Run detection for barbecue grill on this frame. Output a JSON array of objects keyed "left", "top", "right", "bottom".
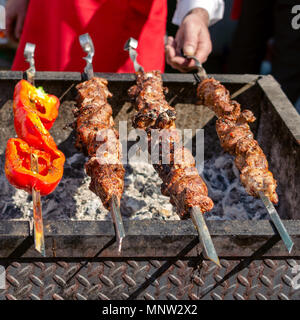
[{"left": 0, "top": 71, "right": 300, "bottom": 300}]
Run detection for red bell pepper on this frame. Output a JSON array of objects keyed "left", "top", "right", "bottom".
[
  {"left": 5, "top": 138, "right": 65, "bottom": 196},
  {"left": 13, "top": 79, "right": 59, "bottom": 130},
  {"left": 13, "top": 80, "right": 61, "bottom": 155},
  {"left": 5, "top": 80, "right": 65, "bottom": 196}
]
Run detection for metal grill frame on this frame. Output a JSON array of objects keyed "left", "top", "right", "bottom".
[{"left": 0, "top": 72, "right": 300, "bottom": 300}]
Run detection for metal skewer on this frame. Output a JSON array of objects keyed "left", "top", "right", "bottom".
[
  {"left": 125, "top": 38, "right": 220, "bottom": 266},
  {"left": 79, "top": 33, "right": 95, "bottom": 81},
  {"left": 79, "top": 33, "right": 125, "bottom": 253},
  {"left": 124, "top": 38, "right": 144, "bottom": 72},
  {"left": 259, "top": 191, "right": 294, "bottom": 253},
  {"left": 24, "top": 43, "right": 46, "bottom": 256},
  {"left": 182, "top": 52, "right": 208, "bottom": 82},
  {"left": 24, "top": 43, "right": 36, "bottom": 85},
  {"left": 30, "top": 153, "right": 46, "bottom": 257},
  {"left": 183, "top": 52, "right": 260, "bottom": 100},
  {"left": 230, "top": 78, "right": 261, "bottom": 100},
  {"left": 187, "top": 53, "right": 294, "bottom": 254},
  {"left": 110, "top": 195, "right": 125, "bottom": 253},
  {"left": 190, "top": 207, "right": 220, "bottom": 266}
]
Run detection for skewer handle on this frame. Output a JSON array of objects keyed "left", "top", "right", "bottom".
[
  {"left": 79, "top": 33, "right": 95, "bottom": 80},
  {"left": 24, "top": 43, "right": 36, "bottom": 85},
  {"left": 181, "top": 51, "right": 208, "bottom": 81},
  {"left": 124, "top": 38, "right": 144, "bottom": 72}
]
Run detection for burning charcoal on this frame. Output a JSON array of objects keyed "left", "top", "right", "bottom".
[
  {"left": 0, "top": 149, "right": 269, "bottom": 221},
  {"left": 210, "top": 190, "right": 223, "bottom": 202},
  {"left": 225, "top": 205, "right": 248, "bottom": 220},
  {"left": 43, "top": 199, "right": 58, "bottom": 216},
  {"left": 121, "top": 196, "right": 147, "bottom": 215},
  {"left": 63, "top": 167, "right": 86, "bottom": 179},
  {"left": 124, "top": 164, "right": 134, "bottom": 175},
  {"left": 216, "top": 174, "right": 228, "bottom": 192},
  {"left": 143, "top": 184, "right": 160, "bottom": 197},
  {"left": 2, "top": 204, "right": 22, "bottom": 219},
  {"left": 134, "top": 176, "right": 146, "bottom": 192},
  {"left": 84, "top": 199, "right": 101, "bottom": 216}
]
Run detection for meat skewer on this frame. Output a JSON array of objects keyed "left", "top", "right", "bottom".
[
  {"left": 197, "top": 78, "right": 278, "bottom": 203},
  {"left": 76, "top": 34, "right": 125, "bottom": 252},
  {"left": 187, "top": 54, "right": 294, "bottom": 253},
  {"left": 125, "top": 38, "right": 220, "bottom": 266}
]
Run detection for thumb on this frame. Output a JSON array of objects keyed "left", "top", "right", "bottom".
[{"left": 182, "top": 22, "right": 198, "bottom": 56}]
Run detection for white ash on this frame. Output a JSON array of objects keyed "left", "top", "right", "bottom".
[
  {"left": 203, "top": 153, "right": 268, "bottom": 220},
  {"left": 0, "top": 151, "right": 268, "bottom": 221}
]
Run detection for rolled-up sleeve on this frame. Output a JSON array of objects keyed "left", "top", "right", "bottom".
[{"left": 172, "top": 0, "right": 225, "bottom": 26}]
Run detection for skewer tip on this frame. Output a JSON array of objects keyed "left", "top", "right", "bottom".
[
  {"left": 110, "top": 195, "right": 126, "bottom": 254},
  {"left": 210, "top": 258, "right": 221, "bottom": 268},
  {"left": 117, "top": 236, "right": 124, "bottom": 254},
  {"left": 288, "top": 243, "right": 294, "bottom": 254},
  {"left": 40, "top": 246, "right": 46, "bottom": 257},
  {"left": 33, "top": 224, "right": 46, "bottom": 257},
  {"left": 190, "top": 207, "right": 220, "bottom": 267},
  {"left": 259, "top": 191, "right": 294, "bottom": 254}
]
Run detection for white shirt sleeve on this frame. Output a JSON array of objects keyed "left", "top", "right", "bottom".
[{"left": 172, "top": 0, "right": 225, "bottom": 26}]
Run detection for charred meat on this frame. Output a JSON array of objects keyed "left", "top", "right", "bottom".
[
  {"left": 129, "top": 71, "right": 214, "bottom": 218},
  {"left": 74, "top": 77, "right": 125, "bottom": 209},
  {"left": 197, "top": 78, "right": 278, "bottom": 204}
]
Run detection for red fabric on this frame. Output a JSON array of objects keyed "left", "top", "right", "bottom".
[
  {"left": 12, "top": 0, "right": 167, "bottom": 72},
  {"left": 231, "top": 0, "right": 243, "bottom": 20}
]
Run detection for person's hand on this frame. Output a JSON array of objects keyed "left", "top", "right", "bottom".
[
  {"left": 165, "top": 8, "right": 212, "bottom": 72},
  {"left": 6, "top": 0, "right": 29, "bottom": 42}
]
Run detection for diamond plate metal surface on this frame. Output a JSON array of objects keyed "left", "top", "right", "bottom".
[{"left": 0, "top": 258, "right": 300, "bottom": 300}]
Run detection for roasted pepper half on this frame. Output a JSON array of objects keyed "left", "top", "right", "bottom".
[
  {"left": 5, "top": 80, "right": 65, "bottom": 196},
  {"left": 13, "top": 79, "right": 59, "bottom": 130},
  {"left": 5, "top": 138, "right": 65, "bottom": 196}
]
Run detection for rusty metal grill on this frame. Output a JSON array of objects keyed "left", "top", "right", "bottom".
[{"left": 0, "top": 72, "right": 300, "bottom": 300}]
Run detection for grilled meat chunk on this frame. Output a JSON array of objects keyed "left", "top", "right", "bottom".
[
  {"left": 128, "top": 71, "right": 176, "bottom": 130},
  {"left": 74, "top": 77, "right": 125, "bottom": 209},
  {"left": 129, "top": 71, "right": 213, "bottom": 218},
  {"left": 197, "top": 78, "right": 278, "bottom": 203}
]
